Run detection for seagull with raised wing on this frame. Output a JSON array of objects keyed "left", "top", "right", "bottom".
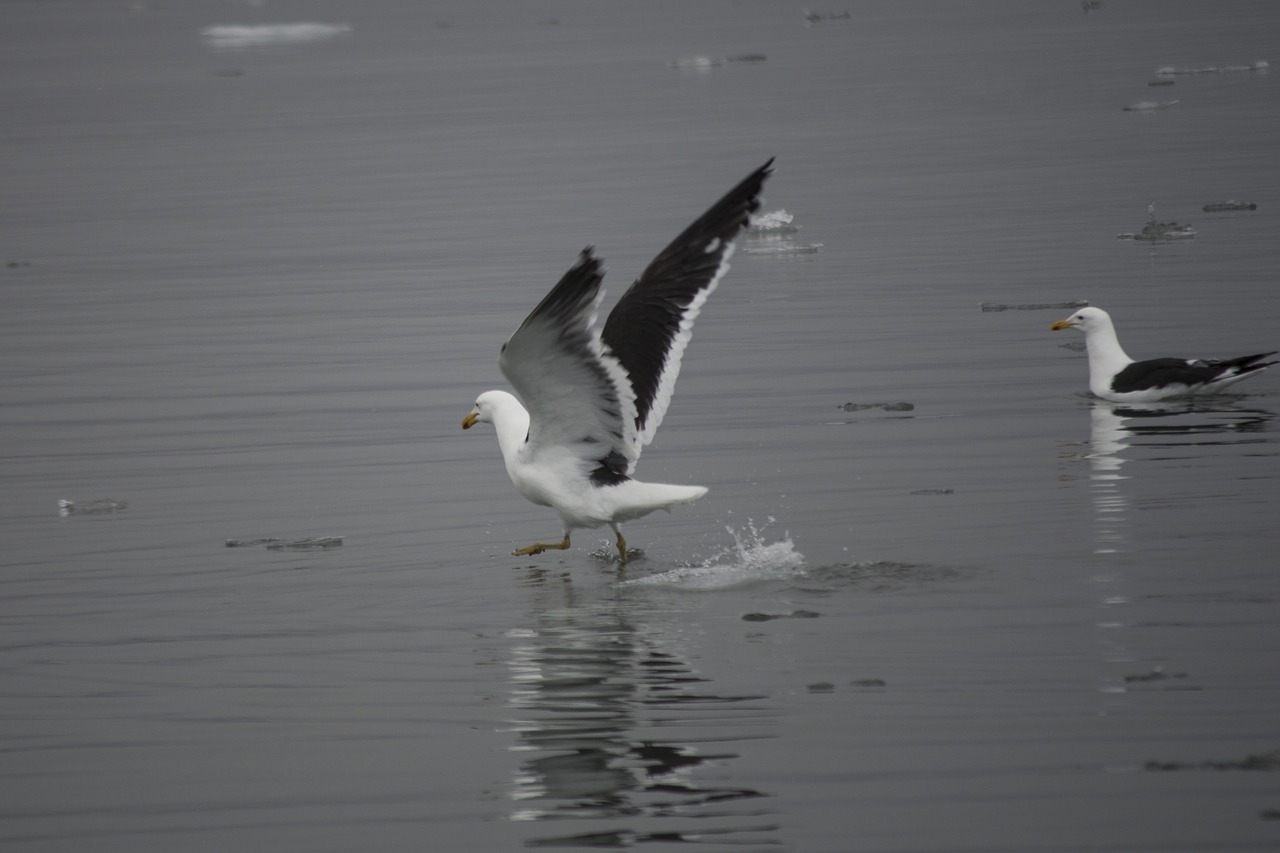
[
  {"left": 462, "top": 160, "right": 773, "bottom": 562},
  {"left": 1051, "top": 306, "right": 1275, "bottom": 402}
]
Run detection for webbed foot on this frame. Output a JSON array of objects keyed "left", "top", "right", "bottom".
[{"left": 513, "top": 535, "right": 570, "bottom": 557}]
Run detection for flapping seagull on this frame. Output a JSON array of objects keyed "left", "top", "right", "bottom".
[
  {"left": 1051, "top": 306, "right": 1275, "bottom": 402},
  {"left": 462, "top": 160, "right": 773, "bottom": 562}
]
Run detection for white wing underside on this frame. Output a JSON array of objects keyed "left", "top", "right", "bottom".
[
  {"left": 496, "top": 160, "right": 773, "bottom": 481},
  {"left": 498, "top": 282, "right": 641, "bottom": 474}
]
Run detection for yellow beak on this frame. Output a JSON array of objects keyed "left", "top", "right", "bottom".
[
  {"left": 1050, "top": 320, "right": 1073, "bottom": 331},
  {"left": 461, "top": 411, "right": 478, "bottom": 430}
]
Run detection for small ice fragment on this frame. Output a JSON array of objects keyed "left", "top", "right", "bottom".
[
  {"left": 265, "top": 536, "right": 344, "bottom": 551},
  {"left": 1202, "top": 200, "right": 1257, "bottom": 212},
  {"left": 979, "top": 300, "right": 1089, "bottom": 312},
  {"left": 1116, "top": 202, "right": 1194, "bottom": 241},
  {"left": 804, "top": 10, "right": 851, "bottom": 23},
  {"left": 226, "top": 536, "right": 344, "bottom": 550},
  {"left": 669, "top": 55, "right": 722, "bottom": 70},
  {"left": 58, "top": 498, "right": 127, "bottom": 516},
  {"left": 748, "top": 209, "right": 799, "bottom": 234},
  {"left": 201, "top": 23, "right": 352, "bottom": 50},
  {"left": 838, "top": 401, "right": 915, "bottom": 412},
  {"left": 743, "top": 242, "right": 822, "bottom": 256}
]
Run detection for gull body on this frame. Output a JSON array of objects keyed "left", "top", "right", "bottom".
[
  {"left": 1050, "top": 306, "right": 1275, "bottom": 402},
  {"left": 463, "top": 160, "right": 772, "bottom": 562}
]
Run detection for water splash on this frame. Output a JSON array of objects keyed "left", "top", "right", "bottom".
[{"left": 620, "top": 520, "right": 805, "bottom": 589}]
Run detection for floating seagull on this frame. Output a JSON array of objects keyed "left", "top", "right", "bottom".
[
  {"left": 462, "top": 160, "right": 773, "bottom": 563},
  {"left": 1050, "top": 306, "right": 1276, "bottom": 402}
]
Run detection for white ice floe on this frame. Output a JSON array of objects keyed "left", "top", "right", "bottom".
[
  {"left": 1122, "top": 99, "right": 1179, "bottom": 112},
  {"left": 201, "top": 23, "right": 352, "bottom": 50},
  {"left": 747, "top": 209, "right": 800, "bottom": 234}
]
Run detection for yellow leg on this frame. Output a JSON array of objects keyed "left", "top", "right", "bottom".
[
  {"left": 513, "top": 535, "right": 570, "bottom": 557},
  {"left": 615, "top": 531, "right": 628, "bottom": 564}
]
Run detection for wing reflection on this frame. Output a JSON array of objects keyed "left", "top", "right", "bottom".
[{"left": 504, "top": 577, "right": 778, "bottom": 848}]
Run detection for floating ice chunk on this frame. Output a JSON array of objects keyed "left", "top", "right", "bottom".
[
  {"left": 226, "top": 536, "right": 344, "bottom": 550},
  {"left": 838, "top": 401, "right": 915, "bottom": 412},
  {"left": 1117, "top": 223, "right": 1195, "bottom": 241},
  {"left": 201, "top": 23, "right": 352, "bottom": 50},
  {"left": 671, "top": 54, "right": 766, "bottom": 70},
  {"left": 669, "top": 55, "right": 722, "bottom": 71},
  {"left": 1117, "top": 225, "right": 1195, "bottom": 241},
  {"left": 748, "top": 208, "right": 800, "bottom": 234},
  {"left": 746, "top": 211, "right": 814, "bottom": 255},
  {"left": 1202, "top": 200, "right": 1257, "bottom": 212},
  {"left": 1117, "top": 202, "right": 1195, "bottom": 241},
  {"left": 980, "top": 299, "right": 1089, "bottom": 312},
  {"left": 804, "top": 10, "right": 852, "bottom": 23},
  {"left": 744, "top": 242, "right": 822, "bottom": 256},
  {"left": 58, "top": 498, "right": 127, "bottom": 516},
  {"left": 1155, "top": 60, "right": 1267, "bottom": 76}
]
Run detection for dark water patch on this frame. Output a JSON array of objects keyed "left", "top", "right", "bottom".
[
  {"left": 797, "top": 561, "right": 971, "bottom": 594},
  {"left": 741, "top": 610, "right": 820, "bottom": 622},
  {"left": 837, "top": 401, "right": 914, "bottom": 412},
  {"left": 1145, "top": 749, "right": 1280, "bottom": 772},
  {"left": 1123, "top": 667, "right": 1189, "bottom": 684},
  {"left": 803, "top": 678, "right": 888, "bottom": 692}
]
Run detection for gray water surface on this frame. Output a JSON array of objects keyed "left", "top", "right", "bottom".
[{"left": 4, "top": 2, "right": 1279, "bottom": 850}]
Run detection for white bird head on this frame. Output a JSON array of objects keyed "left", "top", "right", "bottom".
[
  {"left": 1051, "top": 306, "right": 1112, "bottom": 335},
  {"left": 462, "top": 389, "right": 508, "bottom": 429}
]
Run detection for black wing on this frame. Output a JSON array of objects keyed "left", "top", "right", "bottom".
[
  {"left": 1112, "top": 352, "right": 1277, "bottom": 393},
  {"left": 600, "top": 158, "right": 773, "bottom": 454}
]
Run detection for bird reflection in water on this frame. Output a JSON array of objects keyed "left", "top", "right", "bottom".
[
  {"left": 1085, "top": 399, "right": 1274, "bottom": 554},
  {"left": 1087, "top": 402, "right": 1131, "bottom": 555},
  {"left": 1082, "top": 399, "right": 1274, "bottom": 693},
  {"left": 503, "top": 577, "right": 777, "bottom": 848}
]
